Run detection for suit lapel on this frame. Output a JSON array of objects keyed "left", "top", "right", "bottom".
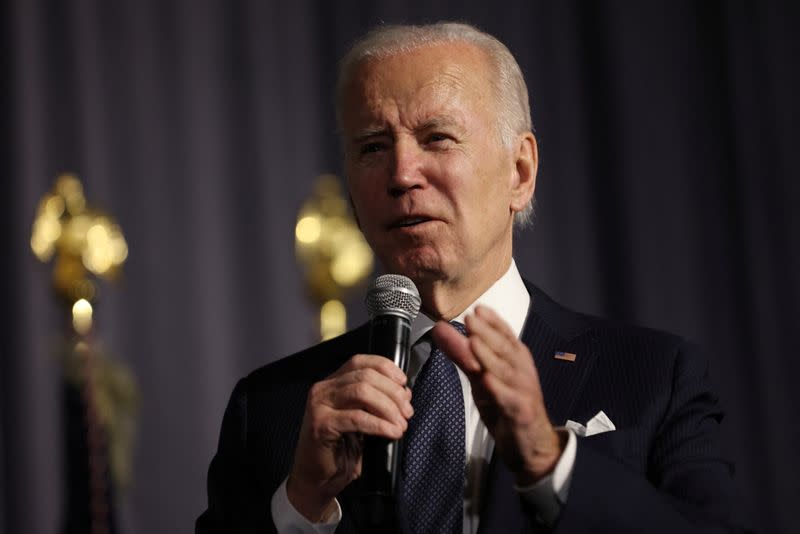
[
  {"left": 478, "top": 281, "right": 598, "bottom": 533},
  {"left": 523, "top": 283, "right": 598, "bottom": 427}
]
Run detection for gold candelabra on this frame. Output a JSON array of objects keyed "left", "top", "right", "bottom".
[
  {"left": 31, "top": 173, "right": 137, "bottom": 534},
  {"left": 295, "top": 174, "right": 374, "bottom": 340}
]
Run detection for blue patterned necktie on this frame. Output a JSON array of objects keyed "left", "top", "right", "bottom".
[{"left": 399, "top": 322, "right": 466, "bottom": 534}]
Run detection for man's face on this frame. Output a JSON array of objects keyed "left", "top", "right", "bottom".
[{"left": 341, "top": 42, "right": 534, "bottom": 292}]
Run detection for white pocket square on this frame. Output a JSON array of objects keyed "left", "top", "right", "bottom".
[{"left": 565, "top": 410, "right": 616, "bottom": 437}]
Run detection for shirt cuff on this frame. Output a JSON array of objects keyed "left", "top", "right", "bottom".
[
  {"left": 270, "top": 477, "right": 342, "bottom": 534},
  {"left": 513, "top": 427, "right": 577, "bottom": 525}
]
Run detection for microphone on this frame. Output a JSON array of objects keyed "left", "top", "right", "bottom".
[
  {"left": 360, "top": 274, "right": 421, "bottom": 525},
  {"left": 364, "top": 274, "right": 421, "bottom": 378}
]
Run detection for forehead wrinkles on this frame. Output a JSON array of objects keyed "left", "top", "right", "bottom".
[{"left": 353, "top": 59, "right": 490, "bottom": 132}]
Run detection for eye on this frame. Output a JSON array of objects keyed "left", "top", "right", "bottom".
[
  {"left": 359, "top": 142, "right": 386, "bottom": 155},
  {"left": 425, "top": 132, "right": 453, "bottom": 146}
]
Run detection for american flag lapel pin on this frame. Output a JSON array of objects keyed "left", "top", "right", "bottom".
[{"left": 554, "top": 351, "right": 577, "bottom": 362}]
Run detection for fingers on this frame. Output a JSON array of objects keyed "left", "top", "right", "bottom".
[
  {"left": 435, "top": 305, "right": 544, "bottom": 423},
  {"left": 431, "top": 321, "right": 480, "bottom": 373},
  {"left": 329, "top": 378, "right": 412, "bottom": 428},
  {"left": 334, "top": 366, "right": 412, "bottom": 414},
  {"left": 332, "top": 354, "right": 408, "bottom": 385},
  {"left": 309, "top": 354, "right": 413, "bottom": 441},
  {"left": 465, "top": 305, "right": 534, "bottom": 381},
  {"left": 477, "top": 369, "right": 523, "bottom": 413},
  {"left": 322, "top": 407, "right": 406, "bottom": 440}
]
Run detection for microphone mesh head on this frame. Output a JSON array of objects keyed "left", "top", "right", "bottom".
[{"left": 365, "top": 274, "right": 421, "bottom": 321}]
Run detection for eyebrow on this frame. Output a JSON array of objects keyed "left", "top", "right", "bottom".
[
  {"left": 351, "top": 127, "right": 390, "bottom": 144},
  {"left": 349, "top": 115, "right": 464, "bottom": 144}
]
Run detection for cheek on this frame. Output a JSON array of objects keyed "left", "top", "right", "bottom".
[{"left": 348, "top": 179, "right": 377, "bottom": 214}]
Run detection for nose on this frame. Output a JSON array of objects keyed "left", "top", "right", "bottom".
[{"left": 388, "top": 139, "right": 426, "bottom": 197}]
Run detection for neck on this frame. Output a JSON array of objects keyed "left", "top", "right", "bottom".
[{"left": 417, "top": 255, "right": 513, "bottom": 321}]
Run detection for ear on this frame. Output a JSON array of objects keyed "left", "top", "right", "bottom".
[{"left": 509, "top": 132, "right": 538, "bottom": 214}]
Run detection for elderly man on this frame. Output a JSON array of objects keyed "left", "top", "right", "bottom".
[{"left": 198, "top": 22, "right": 742, "bottom": 533}]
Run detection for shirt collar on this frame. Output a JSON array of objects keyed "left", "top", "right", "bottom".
[{"left": 409, "top": 259, "right": 531, "bottom": 345}]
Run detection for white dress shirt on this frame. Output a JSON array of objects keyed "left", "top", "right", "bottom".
[{"left": 271, "top": 260, "right": 577, "bottom": 533}]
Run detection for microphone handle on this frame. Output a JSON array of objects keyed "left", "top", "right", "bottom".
[
  {"left": 369, "top": 314, "right": 412, "bottom": 373},
  {"left": 362, "top": 314, "right": 411, "bottom": 497}
]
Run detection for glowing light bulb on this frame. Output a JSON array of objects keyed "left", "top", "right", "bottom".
[
  {"left": 72, "top": 298, "right": 93, "bottom": 335},
  {"left": 296, "top": 216, "right": 322, "bottom": 244}
]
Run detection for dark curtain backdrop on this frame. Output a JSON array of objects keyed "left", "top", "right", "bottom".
[{"left": 3, "top": 1, "right": 798, "bottom": 533}]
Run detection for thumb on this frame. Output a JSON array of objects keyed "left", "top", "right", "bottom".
[{"left": 431, "top": 321, "right": 480, "bottom": 374}]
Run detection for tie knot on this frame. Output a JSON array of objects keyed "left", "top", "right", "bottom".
[{"left": 449, "top": 321, "right": 467, "bottom": 337}]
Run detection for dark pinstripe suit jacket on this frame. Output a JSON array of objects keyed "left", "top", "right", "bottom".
[{"left": 197, "top": 281, "right": 746, "bottom": 533}]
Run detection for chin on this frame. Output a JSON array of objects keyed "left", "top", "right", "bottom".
[{"left": 382, "top": 250, "right": 449, "bottom": 284}]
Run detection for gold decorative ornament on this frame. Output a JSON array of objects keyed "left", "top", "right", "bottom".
[
  {"left": 295, "top": 174, "right": 374, "bottom": 340},
  {"left": 32, "top": 174, "right": 128, "bottom": 304},
  {"left": 31, "top": 173, "right": 139, "bottom": 532}
]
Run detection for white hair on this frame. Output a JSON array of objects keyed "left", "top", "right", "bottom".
[{"left": 336, "top": 22, "right": 535, "bottom": 228}]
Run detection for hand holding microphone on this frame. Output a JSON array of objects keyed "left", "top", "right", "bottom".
[{"left": 286, "top": 275, "right": 420, "bottom": 523}]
